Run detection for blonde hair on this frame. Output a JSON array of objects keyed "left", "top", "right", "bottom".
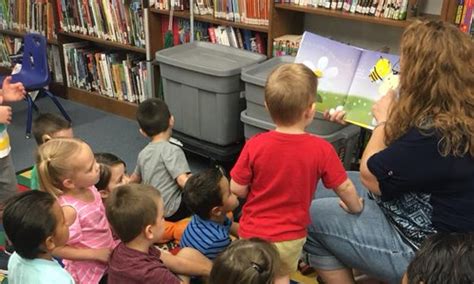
[
  {"left": 265, "top": 63, "right": 317, "bottom": 126},
  {"left": 386, "top": 20, "right": 474, "bottom": 157},
  {"left": 209, "top": 238, "right": 283, "bottom": 284},
  {"left": 36, "top": 138, "right": 86, "bottom": 198}
]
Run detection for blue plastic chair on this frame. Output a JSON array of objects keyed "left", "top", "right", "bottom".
[{"left": 0, "top": 33, "right": 71, "bottom": 138}]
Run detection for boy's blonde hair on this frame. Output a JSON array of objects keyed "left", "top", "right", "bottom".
[
  {"left": 106, "top": 184, "right": 162, "bottom": 243},
  {"left": 386, "top": 20, "right": 474, "bottom": 157},
  {"left": 265, "top": 63, "right": 317, "bottom": 126},
  {"left": 36, "top": 138, "right": 86, "bottom": 198}
]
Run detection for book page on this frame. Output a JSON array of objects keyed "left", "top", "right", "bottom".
[
  {"left": 295, "top": 32, "right": 362, "bottom": 113},
  {"left": 345, "top": 50, "right": 400, "bottom": 129}
]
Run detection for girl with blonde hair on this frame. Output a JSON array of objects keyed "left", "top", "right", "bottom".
[{"left": 37, "top": 138, "right": 116, "bottom": 284}]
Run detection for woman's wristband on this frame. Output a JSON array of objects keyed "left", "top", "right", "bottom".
[{"left": 373, "top": 121, "right": 386, "bottom": 130}]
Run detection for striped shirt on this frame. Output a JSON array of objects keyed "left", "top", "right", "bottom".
[
  {"left": 58, "top": 187, "right": 116, "bottom": 284},
  {"left": 180, "top": 215, "right": 232, "bottom": 259}
]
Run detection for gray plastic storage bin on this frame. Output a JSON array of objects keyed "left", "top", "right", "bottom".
[
  {"left": 156, "top": 42, "right": 266, "bottom": 146},
  {"left": 242, "top": 56, "right": 345, "bottom": 135},
  {"left": 241, "top": 111, "right": 360, "bottom": 169}
]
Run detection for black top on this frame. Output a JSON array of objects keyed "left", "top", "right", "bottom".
[{"left": 368, "top": 128, "right": 474, "bottom": 248}]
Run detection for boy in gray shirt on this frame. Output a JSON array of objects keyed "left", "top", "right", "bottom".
[{"left": 130, "top": 98, "right": 191, "bottom": 222}]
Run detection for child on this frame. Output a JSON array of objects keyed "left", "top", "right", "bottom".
[
  {"left": 230, "top": 63, "right": 363, "bottom": 275},
  {"left": 95, "top": 152, "right": 129, "bottom": 200},
  {"left": 0, "top": 76, "right": 25, "bottom": 215},
  {"left": 30, "top": 113, "right": 74, "bottom": 190},
  {"left": 37, "top": 138, "right": 116, "bottom": 284},
  {"left": 209, "top": 238, "right": 285, "bottom": 284},
  {"left": 403, "top": 233, "right": 474, "bottom": 284},
  {"left": 180, "top": 167, "right": 239, "bottom": 259},
  {"left": 3, "top": 190, "right": 73, "bottom": 283},
  {"left": 130, "top": 98, "right": 191, "bottom": 243},
  {"left": 105, "top": 183, "right": 213, "bottom": 284}
]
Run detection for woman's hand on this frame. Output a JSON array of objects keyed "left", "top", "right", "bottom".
[{"left": 372, "top": 89, "right": 396, "bottom": 123}]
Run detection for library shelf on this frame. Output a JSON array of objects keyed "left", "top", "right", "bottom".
[{"left": 58, "top": 31, "right": 146, "bottom": 54}]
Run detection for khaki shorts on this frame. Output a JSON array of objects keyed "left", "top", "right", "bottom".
[{"left": 273, "top": 237, "right": 306, "bottom": 273}]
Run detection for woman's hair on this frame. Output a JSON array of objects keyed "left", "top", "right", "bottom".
[
  {"left": 36, "top": 138, "right": 86, "bottom": 197},
  {"left": 209, "top": 238, "right": 282, "bottom": 284},
  {"left": 385, "top": 20, "right": 474, "bottom": 157},
  {"left": 406, "top": 233, "right": 474, "bottom": 284},
  {"left": 94, "top": 153, "right": 126, "bottom": 191},
  {"left": 3, "top": 191, "right": 57, "bottom": 259}
]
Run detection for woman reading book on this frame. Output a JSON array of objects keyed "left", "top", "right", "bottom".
[{"left": 305, "top": 20, "right": 474, "bottom": 283}]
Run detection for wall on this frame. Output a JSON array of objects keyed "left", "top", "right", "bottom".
[{"left": 303, "top": 0, "right": 444, "bottom": 54}]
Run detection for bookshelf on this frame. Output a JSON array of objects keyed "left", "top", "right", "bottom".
[{"left": 0, "top": 0, "right": 459, "bottom": 120}]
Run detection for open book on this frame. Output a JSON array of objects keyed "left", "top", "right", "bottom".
[{"left": 295, "top": 32, "right": 400, "bottom": 129}]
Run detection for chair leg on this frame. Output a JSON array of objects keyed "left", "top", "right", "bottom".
[
  {"left": 43, "top": 89, "right": 72, "bottom": 123},
  {"left": 25, "top": 94, "right": 34, "bottom": 139}
]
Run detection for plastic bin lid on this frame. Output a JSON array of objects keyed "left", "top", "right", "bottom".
[
  {"left": 155, "top": 42, "right": 267, "bottom": 77},
  {"left": 241, "top": 56, "right": 295, "bottom": 86}
]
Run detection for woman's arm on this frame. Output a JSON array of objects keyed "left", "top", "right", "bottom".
[{"left": 359, "top": 90, "right": 395, "bottom": 195}]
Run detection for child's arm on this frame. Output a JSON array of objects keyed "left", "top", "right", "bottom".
[
  {"left": 176, "top": 172, "right": 191, "bottom": 188},
  {"left": 129, "top": 172, "right": 142, "bottom": 183},
  {"left": 53, "top": 246, "right": 111, "bottom": 263},
  {"left": 229, "top": 221, "right": 239, "bottom": 238},
  {"left": 160, "top": 247, "right": 212, "bottom": 277},
  {"left": 230, "top": 179, "right": 249, "bottom": 199},
  {"left": 333, "top": 178, "right": 364, "bottom": 214}
]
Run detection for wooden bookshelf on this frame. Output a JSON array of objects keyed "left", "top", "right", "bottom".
[
  {"left": 150, "top": 8, "right": 269, "bottom": 33},
  {"left": 0, "top": 29, "right": 60, "bottom": 45},
  {"left": 0, "top": 0, "right": 457, "bottom": 120},
  {"left": 58, "top": 31, "right": 146, "bottom": 54},
  {"left": 66, "top": 87, "right": 138, "bottom": 119},
  {"left": 274, "top": 3, "right": 443, "bottom": 28}
]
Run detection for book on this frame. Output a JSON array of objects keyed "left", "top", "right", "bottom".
[{"left": 295, "top": 31, "right": 400, "bottom": 129}]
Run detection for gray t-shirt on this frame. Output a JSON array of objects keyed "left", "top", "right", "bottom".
[{"left": 134, "top": 141, "right": 190, "bottom": 217}]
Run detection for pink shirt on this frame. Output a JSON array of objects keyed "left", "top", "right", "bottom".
[{"left": 58, "top": 187, "right": 116, "bottom": 284}]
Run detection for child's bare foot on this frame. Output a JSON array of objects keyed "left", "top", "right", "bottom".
[{"left": 0, "top": 106, "right": 12, "bottom": 124}]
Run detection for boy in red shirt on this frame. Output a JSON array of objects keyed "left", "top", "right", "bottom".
[{"left": 230, "top": 63, "right": 363, "bottom": 278}]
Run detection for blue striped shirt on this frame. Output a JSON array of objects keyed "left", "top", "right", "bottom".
[{"left": 180, "top": 215, "right": 232, "bottom": 259}]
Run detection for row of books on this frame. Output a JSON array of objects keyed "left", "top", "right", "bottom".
[
  {"left": 277, "top": 0, "right": 410, "bottom": 20},
  {"left": 272, "top": 34, "right": 301, "bottom": 57},
  {"left": 0, "top": 0, "right": 57, "bottom": 40},
  {"left": 56, "top": 0, "right": 145, "bottom": 48},
  {"left": 0, "top": 35, "right": 63, "bottom": 83},
  {"left": 454, "top": 1, "right": 474, "bottom": 35},
  {"left": 161, "top": 17, "right": 267, "bottom": 54},
  {"left": 63, "top": 42, "right": 148, "bottom": 103},
  {"left": 153, "top": 0, "right": 269, "bottom": 26}
]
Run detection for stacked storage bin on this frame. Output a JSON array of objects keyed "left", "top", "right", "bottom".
[
  {"left": 241, "top": 56, "right": 361, "bottom": 169},
  {"left": 155, "top": 42, "right": 266, "bottom": 161}
]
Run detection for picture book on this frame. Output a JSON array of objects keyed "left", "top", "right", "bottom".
[{"left": 295, "top": 31, "right": 400, "bottom": 129}]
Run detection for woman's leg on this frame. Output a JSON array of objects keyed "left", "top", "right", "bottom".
[{"left": 304, "top": 194, "right": 415, "bottom": 284}]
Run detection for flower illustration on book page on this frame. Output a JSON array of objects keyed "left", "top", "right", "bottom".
[{"left": 303, "top": 57, "right": 338, "bottom": 90}]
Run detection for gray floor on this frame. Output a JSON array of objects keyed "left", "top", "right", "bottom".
[{"left": 8, "top": 96, "right": 209, "bottom": 173}]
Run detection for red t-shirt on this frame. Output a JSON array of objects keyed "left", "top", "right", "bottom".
[
  {"left": 231, "top": 131, "right": 347, "bottom": 241},
  {"left": 108, "top": 242, "right": 181, "bottom": 284}
]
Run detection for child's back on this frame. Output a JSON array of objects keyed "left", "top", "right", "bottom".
[
  {"left": 131, "top": 98, "right": 191, "bottom": 220},
  {"left": 231, "top": 63, "right": 362, "bottom": 274}
]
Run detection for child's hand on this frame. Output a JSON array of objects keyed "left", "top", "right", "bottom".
[
  {"left": 339, "top": 197, "right": 364, "bottom": 214},
  {"left": 323, "top": 109, "right": 347, "bottom": 125},
  {"left": 94, "top": 248, "right": 112, "bottom": 263},
  {"left": 0, "top": 106, "right": 12, "bottom": 124},
  {"left": 1, "top": 76, "right": 26, "bottom": 102}
]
